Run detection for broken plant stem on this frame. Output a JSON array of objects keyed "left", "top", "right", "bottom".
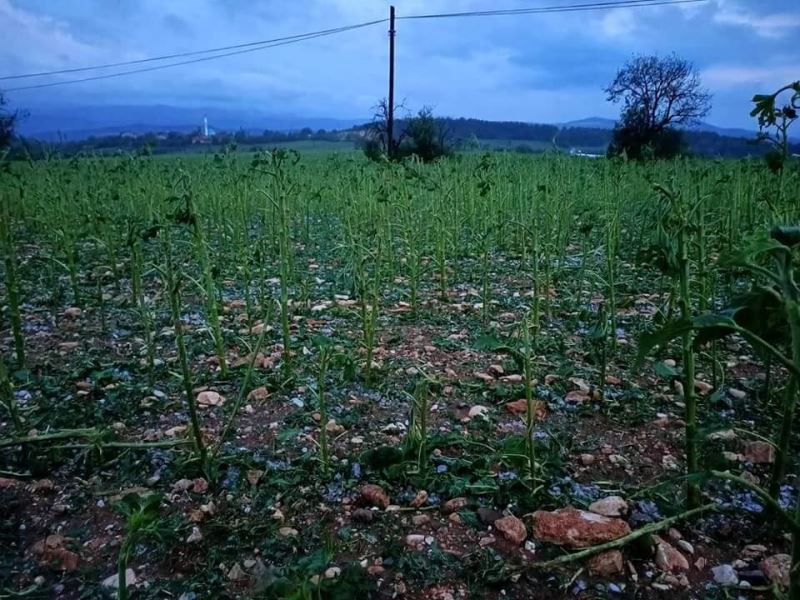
[{"left": 214, "top": 323, "right": 268, "bottom": 455}]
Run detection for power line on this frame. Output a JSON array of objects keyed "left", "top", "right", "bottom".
[
  {"left": 1, "top": 0, "right": 707, "bottom": 93},
  {"left": 0, "top": 19, "right": 387, "bottom": 83},
  {"left": 2, "top": 21, "right": 385, "bottom": 92},
  {"left": 401, "top": 0, "right": 707, "bottom": 20}
]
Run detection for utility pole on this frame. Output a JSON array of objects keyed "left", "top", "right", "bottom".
[{"left": 387, "top": 5, "right": 396, "bottom": 159}]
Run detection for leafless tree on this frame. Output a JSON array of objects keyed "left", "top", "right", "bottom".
[{"left": 605, "top": 54, "right": 711, "bottom": 133}]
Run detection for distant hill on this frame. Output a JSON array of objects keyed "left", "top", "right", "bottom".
[
  {"left": 17, "top": 104, "right": 365, "bottom": 141},
  {"left": 561, "top": 116, "right": 762, "bottom": 140},
  {"left": 560, "top": 117, "right": 617, "bottom": 130},
  {"left": 13, "top": 104, "right": 799, "bottom": 159}
]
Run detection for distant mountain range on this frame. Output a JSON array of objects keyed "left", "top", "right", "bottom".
[
  {"left": 17, "top": 104, "right": 774, "bottom": 143},
  {"left": 560, "top": 117, "right": 762, "bottom": 141},
  {"left": 17, "top": 104, "right": 366, "bottom": 141}
]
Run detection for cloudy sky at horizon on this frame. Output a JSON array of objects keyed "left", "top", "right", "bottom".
[{"left": 1, "top": 0, "right": 798, "bottom": 129}]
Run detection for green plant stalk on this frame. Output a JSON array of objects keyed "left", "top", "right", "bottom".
[
  {"left": 276, "top": 192, "right": 293, "bottom": 382},
  {"left": 317, "top": 346, "right": 331, "bottom": 473},
  {"left": 606, "top": 214, "right": 618, "bottom": 353},
  {"left": 437, "top": 225, "right": 447, "bottom": 301},
  {"left": 481, "top": 243, "right": 491, "bottom": 324},
  {"left": 66, "top": 246, "right": 81, "bottom": 307},
  {"left": 408, "top": 381, "right": 429, "bottom": 472},
  {"left": 361, "top": 291, "right": 378, "bottom": 385},
  {"left": 409, "top": 252, "right": 421, "bottom": 315},
  {"left": 578, "top": 234, "right": 588, "bottom": 306},
  {"left": 679, "top": 223, "right": 700, "bottom": 510},
  {"left": 131, "top": 241, "right": 143, "bottom": 310},
  {"left": 215, "top": 322, "right": 268, "bottom": 453},
  {"left": 97, "top": 276, "right": 107, "bottom": 334},
  {"left": 598, "top": 335, "right": 607, "bottom": 402},
  {"left": 1, "top": 204, "right": 25, "bottom": 368},
  {"left": 522, "top": 319, "right": 537, "bottom": 483},
  {"left": 531, "top": 223, "right": 541, "bottom": 341},
  {"left": 165, "top": 239, "right": 208, "bottom": 468},
  {"left": 769, "top": 376, "right": 797, "bottom": 500},
  {"left": 117, "top": 542, "right": 131, "bottom": 600},
  {"left": 190, "top": 218, "right": 228, "bottom": 378}
]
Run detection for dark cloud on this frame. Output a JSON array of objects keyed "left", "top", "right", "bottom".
[{"left": 2, "top": 0, "right": 798, "bottom": 128}]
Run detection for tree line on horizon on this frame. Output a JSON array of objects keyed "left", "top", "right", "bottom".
[{"left": 1, "top": 54, "right": 798, "bottom": 162}]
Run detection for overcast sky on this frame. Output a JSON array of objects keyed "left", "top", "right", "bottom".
[{"left": 1, "top": 0, "right": 798, "bottom": 128}]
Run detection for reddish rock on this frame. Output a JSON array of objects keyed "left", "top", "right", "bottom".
[
  {"left": 505, "top": 399, "right": 547, "bottom": 419},
  {"left": 361, "top": 484, "right": 390, "bottom": 509},
  {"left": 743, "top": 441, "right": 775, "bottom": 464},
  {"left": 587, "top": 550, "right": 624, "bottom": 576},
  {"left": 531, "top": 508, "right": 631, "bottom": 548},
  {"left": 32, "top": 535, "right": 79, "bottom": 572},
  {"left": 410, "top": 490, "right": 428, "bottom": 508},
  {"left": 442, "top": 497, "right": 468, "bottom": 514},
  {"left": 760, "top": 554, "right": 791, "bottom": 588},
  {"left": 247, "top": 387, "right": 270, "bottom": 402},
  {"left": 655, "top": 538, "right": 689, "bottom": 572},
  {"left": 565, "top": 390, "right": 590, "bottom": 402},
  {"left": 493, "top": 515, "right": 527, "bottom": 545}
]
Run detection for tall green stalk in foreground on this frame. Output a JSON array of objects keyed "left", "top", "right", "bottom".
[
  {"left": 181, "top": 185, "right": 228, "bottom": 378},
  {"left": 162, "top": 226, "right": 207, "bottom": 469},
  {"left": 654, "top": 183, "right": 701, "bottom": 509},
  {"left": 260, "top": 150, "right": 299, "bottom": 383},
  {"left": 640, "top": 224, "right": 800, "bottom": 592},
  {"left": 677, "top": 205, "right": 700, "bottom": 510}
]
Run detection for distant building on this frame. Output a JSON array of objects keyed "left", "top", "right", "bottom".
[{"left": 192, "top": 115, "right": 215, "bottom": 144}]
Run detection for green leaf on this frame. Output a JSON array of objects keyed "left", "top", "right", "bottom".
[
  {"left": 718, "top": 233, "right": 786, "bottom": 269},
  {"left": 636, "top": 318, "right": 693, "bottom": 365}
]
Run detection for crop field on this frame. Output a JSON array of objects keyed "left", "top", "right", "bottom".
[{"left": 1, "top": 150, "right": 799, "bottom": 599}]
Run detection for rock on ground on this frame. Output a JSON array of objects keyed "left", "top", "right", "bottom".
[
  {"left": 531, "top": 508, "right": 631, "bottom": 548},
  {"left": 102, "top": 569, "right": 136, "bottom": 589},
  {"left": 361, "top": 484, "right": 390, "bottom": 509},
  {"left": 587, "top": 550, "right": 624, "bottom": 577},
  {"left": 655, "top": 538, "right": 690, "bottom": 573},
  {"left": 760, "top": 554, "right": 791, "bottom": 588},
  {"left": 493, "top": 515, "right": 527, "bottom": 545},
  {"left": 588, "top": 496, "right": 628, "bottom": 517},
  {"left": 711, "top": 564, "right": 739, "bottom": 586}
]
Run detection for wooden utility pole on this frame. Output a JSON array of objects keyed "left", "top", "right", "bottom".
[{"left": 387, "top": 5, "right": 396, "bottom": 158}]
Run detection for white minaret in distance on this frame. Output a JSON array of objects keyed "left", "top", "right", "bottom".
[{"left": 203, "top": 115, "right": 209, "bottom": 137}]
